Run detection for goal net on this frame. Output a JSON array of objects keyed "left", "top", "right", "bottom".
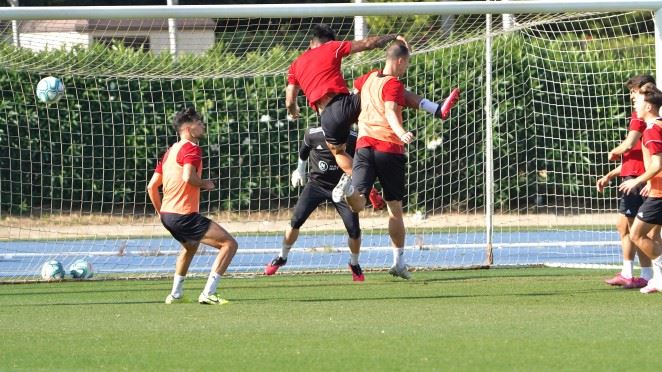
[{"left": 0, "top": 3, "right": 656, "bottom": 281}]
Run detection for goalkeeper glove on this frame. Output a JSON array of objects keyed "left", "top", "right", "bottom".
[{"left": 291, "top": 159, "right": 307, "bottom": 187}]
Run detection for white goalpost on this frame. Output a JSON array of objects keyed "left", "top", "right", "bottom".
[{"left": 1, "top": 1, "right": 662, "bottom": 281}]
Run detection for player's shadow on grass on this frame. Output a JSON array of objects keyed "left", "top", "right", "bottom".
[
  {"left": 225, "top": 280, "right": 402, "bottom": 291},
  {"left": 300, "top": 289, "right": 610, "bottom": 302},
  {"left": 227, "top": 272, "right": 577, "bottom": 290},
  {"left": 236, "top": 288, "right": 612, "bottom": 303},
  {"left": 0, "top": 287, "right": 167, "bottom": 296},
  {"left": 417, "top": 272, "right": 577, "bottom": 283},
  {"left": 3, "top": 300, "right": 163, "bottom": 307}
]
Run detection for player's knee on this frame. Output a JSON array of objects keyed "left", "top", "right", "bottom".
[
  {"left": 348, "top": 198, "right": 365, "bottom": 213},
  {"left": 386, "top": 201, "right": 404, "bottom": 218},
  {"left": 226, "top": 237, "right": 238, "bottom": 254},
  {"left": 182, "top": 242, "right": 199, "bottom": 253},
  {"left": 290, "top": 219, "right": 304, "bottom": 230},
  {"left": 616, "top": 227, "right": 629, "bottom": 239},
  {"left": 631, "top": 230, "right": 645, "bottom": 244},
  {"left": 615, "top": 218, "right": 630, "bottom": 237}
]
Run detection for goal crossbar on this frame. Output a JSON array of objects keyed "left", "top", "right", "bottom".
[{"left": 1, "top": 1, "right": 662, "bottom": 20}]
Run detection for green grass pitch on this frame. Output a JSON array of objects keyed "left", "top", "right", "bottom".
[{"left": 1, "top": 268, "right": 661, "bottom": 371}]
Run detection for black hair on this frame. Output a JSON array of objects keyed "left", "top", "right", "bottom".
[
  {"left": 386, "top": 40, "right": 410, "bottom": 60},
  {"left": 172, "top": 106, "right": 201, "bottom": 132},
  {"left": 625, "top": 75, "right": 656, "bottom": 90},
  {"left": 311, "top": 24, "right": 336, "bottom": 43}
]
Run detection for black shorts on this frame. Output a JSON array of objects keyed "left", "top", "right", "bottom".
[
  {"left": 320, "top": 94, "right": 361, "bottom": 145},
  {"left": 160, "top": 212, "right": 212, "bottom": 244},
  {"left": 352, "top": 147, "right": 406, "bottom": 201},
  {"left": 291, "top": 182, "right": 360, "bottom": 239},
  {"left": 618, "top": 176, "right": 645, "bottom": 217},
  {"left": 636, "top": 197, "right": 662, "bottom": 225}
]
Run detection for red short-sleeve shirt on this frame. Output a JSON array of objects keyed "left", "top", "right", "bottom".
[
  {"left": 287, "top": 40, "right": 352, "bottom": 110},
  {"left": 155, "top": 141, "right": 202, "bottom": 173},
  {"left": 643, "top": 123, "right": 662, "bottom": 156},
  {"left": 642, "top": 122, "right": 662, "bottom": 198},
  {"left": 621, "top": 112, "right": 646, "bottom": 177}
]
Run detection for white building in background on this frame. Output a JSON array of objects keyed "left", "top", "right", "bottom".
[{"left": 17, "top": 18, "right": 216, "bottom": 55}]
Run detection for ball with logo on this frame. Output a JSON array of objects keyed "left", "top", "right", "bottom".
[
  {"left": 69, "top": 259, "right": 94, "bottom": 279},
  {"left": 36, "top": 76, "right": 65, "bottom": 104},
  {"left": 41, "top": 260, "right": 65, "bottom": 281}
]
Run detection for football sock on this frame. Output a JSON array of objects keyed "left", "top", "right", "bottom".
[
  {"left": 202, "top": 272, "right": 222, "bottom": 296},
  {"left": 280, "top": 243, "right": 292, "bottom": 259},
  {"left": 621, "top": 260, "right": 633, "bottom": 279},
  {"left": 652, "top": 256, "right": 662, "bottom": 280},
  {"left": 171, "top": 274, "right": 185, "bottom": 298},
  {"left": 392, "top": 247, "right": 404, "bottom": 268},
  {"left": 640, "top": 266, "right": 653, "bottom": 281},
  {"left": 350, "top": 253, "right": 360, "bottom": 266},
  {"left": 419, "top": 98, "right": 440, "bottom": 115}
]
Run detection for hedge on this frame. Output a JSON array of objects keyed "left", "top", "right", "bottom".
[{"left": 0, "top": 32, "right": 654, "bottom": 216}]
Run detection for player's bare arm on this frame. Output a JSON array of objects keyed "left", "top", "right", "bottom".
[
  {"left": 619, "top": 153, "right": 662, "bottom": 194},
  {"left": 596, "top": 164, "right": 621, "bottom": 192},
  {"left": 609, "top": 130, "right": 642, "bottom": 161},
  {"left": 286, "top": 84, "right": 301, "bottom": 119},
  {"left": 384, "top": 101, "right": 414, "bottom": 144},
  {"left": 350, "top": 34, "right": 401, "bottom": 54},
  {"left": 182, "top": 163, "right": 215, "bottom": 191},
  {"left": 147, "top": 172, "right": 163, "bottom": 214}
]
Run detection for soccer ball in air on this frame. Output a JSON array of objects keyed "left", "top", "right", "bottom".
[
  {"left": 69, "top": 259, "right": 94, "bottom": 279},
  {"left": 41, "top": 260, "right": 65, "bottom": 280},
  {"left": 36, "top": 76, "right": 65, "bottom": 104}
]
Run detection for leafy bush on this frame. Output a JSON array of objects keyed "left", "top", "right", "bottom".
[{"left": 0, "top": 32, "right": 653, "bottom": 216}]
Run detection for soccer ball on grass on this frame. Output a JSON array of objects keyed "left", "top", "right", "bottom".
[
  {"left": 69, "top": 259, "right": 94, "bottom": 279},
  {"left": 41, "top": 260, "right": 65, "bottom": 281}
]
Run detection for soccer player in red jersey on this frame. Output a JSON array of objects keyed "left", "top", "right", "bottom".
[
  {"left": 618, "top": 83, "right": 662, "bottom": 293},
  {"left": 338, "top": 41, "right": 415, "bottom": 279},
  {"left": 147, "top": 107, "right": 238, "bottom": 305},
  {"left": 597, "top": 75, "right": 655, "bottom": 288},
  {"left": 286, "top": 24, "right": 459, "bottom": 204}
]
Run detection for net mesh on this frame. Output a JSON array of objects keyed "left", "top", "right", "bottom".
[{"left": 0, "top": 7, "right": 655, "bottom": 280}]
